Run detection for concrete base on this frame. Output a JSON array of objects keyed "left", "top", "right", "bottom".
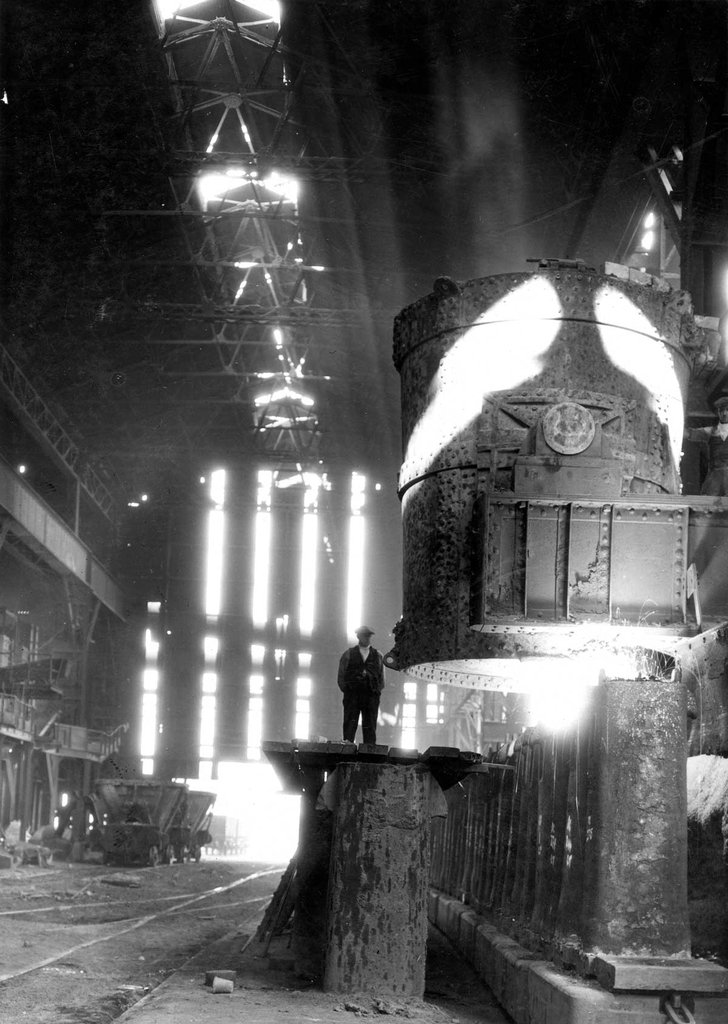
[{"left": 428, "top": 891, "right": 728, "bottom": 1024}]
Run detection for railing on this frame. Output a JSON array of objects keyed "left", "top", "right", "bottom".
[
  {"left": 0, "top": 695, "right": 128, "bottom": 758},
  {"left": 0, "top": 692, "right": 35, "bottom": 737},
  {"left": 48, "top": 721, "right": 128, "bottom": 760}
]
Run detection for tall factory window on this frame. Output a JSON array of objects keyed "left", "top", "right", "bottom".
[
  {"left": 199, "top": 695, "right": 216, "bottom": 780},
  {"left": 426, "top": 683, "right": 441, "bottom": 725},
  {"left": 294, "top": 651, "right": 312, "bottom": 741},
  {"left": 346, "top": 472, "right": 366, "bottom": 635},
  {"left": 401, "top": 703, "right": 417, "bottom": 749},
  {"left": 299, "top": 474, "right": 320, "bottom": 636},
  {"left": 203, "top": 636, "right": 219, "bottom": 665},
  {"left": 401, "top": 680, "right": 418, "bottom": 748},
  {"left": 252, "top": 470, "right": 273, "bottom": 628},
  {"left": 199, "top": 637, "right": 219, "bottom": 776},
  {"left": 274, "top": 646, "right": 286, "bottom": 683},
  {"left": 200, "top": 473, "right": 225, "bottom": 776},
  {"left": 247, "top": 642, "right": 266, "bottom": 760},
  {"left": 247, "top": 677, "right": 265, "bottom": 761},
  {"left": 295, "top": 695, "right": 310, "bottom": 739},
  {"left": 204, "top": 470, "right": 226, "bottom": 619},
  {"left": 140, "top": 606, "right": 161, "bottom": 775}
]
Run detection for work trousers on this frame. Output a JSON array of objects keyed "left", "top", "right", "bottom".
[
  {"left": 342, "top": 685, "right": 380, "bottom": 745},
  {"left": 702, "top": 467, "right": 728, "bottom": 496}
]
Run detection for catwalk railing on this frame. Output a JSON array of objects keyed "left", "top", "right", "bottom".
[
  {"left": 0, "top": 692, "right": 35, "bottom": 739},
  {"left": 45, "top": 721, "right": 129, "bottom": 761},
  {"left": 0, "top": 692, "right": 128, "bottom": 761}
]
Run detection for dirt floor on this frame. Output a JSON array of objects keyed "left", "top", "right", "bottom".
[
  {"left": 0, "top": 856, "right": 509, "bottom": 1024},
  {"left": 0, "top": 857, "right": 282, "bottom": 1023}
]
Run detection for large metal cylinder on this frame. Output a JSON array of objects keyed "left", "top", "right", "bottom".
[
  {"left": 323, "top": 763, "right": 430, "bottom": 997},
  {"left": 392, "top": 263, "right": 699, "bottom": 681}
]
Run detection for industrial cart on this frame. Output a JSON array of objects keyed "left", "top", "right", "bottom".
[
  {"left": 167, "top": 789, "right": 216, "bottom": 863},
  {"left": 90, "top": 778, "right": 188, "bottom": 867}
]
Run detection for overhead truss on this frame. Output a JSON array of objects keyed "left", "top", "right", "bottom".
[{"left": 150, "top": 0, "right": 327, "bottom": 461}]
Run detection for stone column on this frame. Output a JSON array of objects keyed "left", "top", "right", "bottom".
[
  {"left": 582, "top": 676, "right": 690, "bottom": 956},
  {"left": 323, "top": 762, "right": 431, "bottom": 997}
]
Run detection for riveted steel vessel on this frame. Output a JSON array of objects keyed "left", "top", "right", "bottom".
[{"left": 392, "top": 263, "right": 707, "bottom": 684}]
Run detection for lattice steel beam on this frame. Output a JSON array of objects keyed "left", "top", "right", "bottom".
[{"left": 0, "top": 344, "right": 116, "bottom": 520}]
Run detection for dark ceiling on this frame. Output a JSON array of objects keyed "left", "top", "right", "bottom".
[{"left": 1, "top": 0, "right": 727, "bottom": 509}]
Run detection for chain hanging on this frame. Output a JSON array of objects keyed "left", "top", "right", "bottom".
[{"left": 663, "top": 993, "right": 696, "bottom": 1024}]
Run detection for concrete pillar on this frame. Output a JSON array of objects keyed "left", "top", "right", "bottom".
[
  {"left": 323, "top": 762, "right": 430, "bottom": 997},
  {"left": 583, "top": 677, "right": 690, "bottom": 956}
]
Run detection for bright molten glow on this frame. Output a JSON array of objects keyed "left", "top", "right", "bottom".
[
  {"left": 527, "top": 678, "right": 590, "bottom": 731},
  {"left": 594, "top": 284, "right": 684, "bottom": 471},
  {"left": 402, "top": 277, "right": 563, "bottom": 480},
  {"left": 522, "top": 656, "right": 606, "bottom": 730}
]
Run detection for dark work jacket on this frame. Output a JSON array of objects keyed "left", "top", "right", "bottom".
[
  {"left": 709, "top": 431, "right": 728, "bottom": 469},
  {"left": 337, "top": 646, "right": 385, "bottom": 694}
]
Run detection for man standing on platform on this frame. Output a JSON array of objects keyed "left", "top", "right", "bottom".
[
  {"left": 685, "top": 394, "right": 728, "bottom": 495},
  {"left": 337, "top": 626, "right": 385, "bottom": 745}
]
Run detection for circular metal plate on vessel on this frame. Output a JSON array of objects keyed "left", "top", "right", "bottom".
[{"left": 542, "top": 402, "right": 596, "bottom": 454}]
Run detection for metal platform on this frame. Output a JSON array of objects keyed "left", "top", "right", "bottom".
[{"left": 262, "top": 739, "right": 486, "bottom": 793}]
